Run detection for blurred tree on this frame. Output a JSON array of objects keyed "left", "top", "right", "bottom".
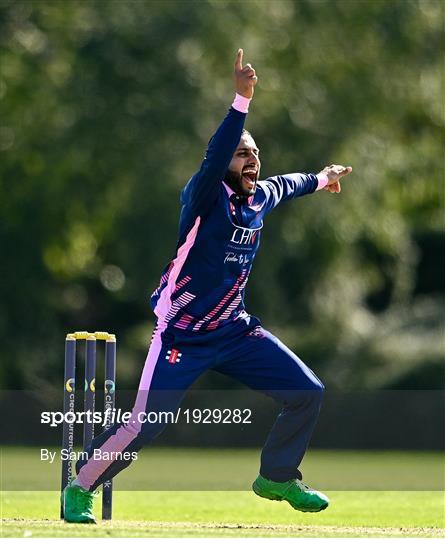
[{"left": 0, "top": 0, "right": 443, "bottom": 391}]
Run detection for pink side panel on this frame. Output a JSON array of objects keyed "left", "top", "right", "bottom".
[
  {"left": 76, "top": 323, "right": 165, "bottom": 490},
  {"left": 77, "top": 219, "right": 201, "bottom": 489},
  {"left": 154, "top": 217, "right": 201, "bottom": 320}
]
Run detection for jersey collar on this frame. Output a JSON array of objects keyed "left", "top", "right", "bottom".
[{"left": 223, "top": 182, "right": 254, "bottom": 205}]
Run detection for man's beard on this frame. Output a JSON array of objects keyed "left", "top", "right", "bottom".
[{"left": 224, "top": 168, "right": 256, "bottom": 197}]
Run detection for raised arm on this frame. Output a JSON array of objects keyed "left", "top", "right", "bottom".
[
  {"left": 262, "top": 165, "right": 352, "bottom": 213},
  {"left": 181, "top": 49, "right": 258, "bottom": 216}
]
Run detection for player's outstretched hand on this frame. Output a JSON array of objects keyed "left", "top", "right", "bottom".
[
  {"left": 319, "top": 164, "right": 353, "bottom": 194},
  {"left": 234, "top": 49, "right": 258, "bottom": 99}
]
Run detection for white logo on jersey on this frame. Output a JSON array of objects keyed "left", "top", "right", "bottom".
[
  {"left": 230, "top": 228, "right": 259, "bottom": 245},
  {"left": 224, "top": 253, "right": 251, "bottom": 265}
]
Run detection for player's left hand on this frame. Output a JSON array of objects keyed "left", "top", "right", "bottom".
[
  {"left": 319, "top": 164, "right": 352, "bottom": 194},
  {"left": 234, "top": 49, "right": 258, "bottom": 99}
]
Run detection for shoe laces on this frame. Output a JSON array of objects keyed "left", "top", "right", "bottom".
[
  {"left": 295, "top": 479, "right": 312, "bottom": 492},
  {"left": 72, "top": 488, "right": 97, "bottom": 514}
]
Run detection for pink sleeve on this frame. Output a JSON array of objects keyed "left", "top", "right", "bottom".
[
  {"left": 315, "top": 172, "right": 329, "bottom": 191},
  {"left": 232, "top": 93, "right": 251, "bottom": 114}
]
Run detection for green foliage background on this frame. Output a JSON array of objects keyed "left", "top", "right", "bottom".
[{"left": 1, "top": 0, "right": 444, "bottom": 391}]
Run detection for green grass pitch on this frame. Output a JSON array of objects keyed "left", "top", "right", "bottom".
[{"left": 1, "top": 448, "right": 444, "bottom": 537}]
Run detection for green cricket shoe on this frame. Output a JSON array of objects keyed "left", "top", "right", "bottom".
[
  {"left": 252, "top": 475, "right": 329, "bottom": 513},
  {"left": 62, "top": 481, "right": 98, "bottom": 523}
]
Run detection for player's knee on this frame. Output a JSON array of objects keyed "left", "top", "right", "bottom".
[{"left": 285, "top": 377, "right": 324, "bottom": 408}]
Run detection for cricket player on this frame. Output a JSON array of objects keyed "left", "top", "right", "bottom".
[{"left": 63, "top": 49, "right": 352, "bottom": 523}]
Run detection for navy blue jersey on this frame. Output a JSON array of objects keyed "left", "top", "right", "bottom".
[{"left": 150, "top": 105, "right": 320, "bottom": 334}]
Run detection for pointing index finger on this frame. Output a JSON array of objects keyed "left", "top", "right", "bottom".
[{"left": 235, "top": 48, "right": 243, "bottom": 71}]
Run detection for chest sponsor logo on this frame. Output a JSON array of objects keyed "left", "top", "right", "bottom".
[{"left": 230, "top": 228, "right": 259, "bottom": 245}]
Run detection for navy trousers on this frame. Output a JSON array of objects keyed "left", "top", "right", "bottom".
[{"left": 76, "top": 314, "right": 324, "bottom": 491}]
